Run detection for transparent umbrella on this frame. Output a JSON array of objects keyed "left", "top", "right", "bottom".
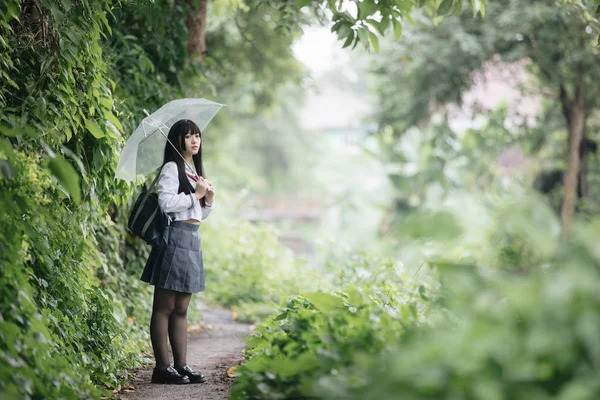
[{"left": 114, "top": 98, "right": 225, "bottom": 183}]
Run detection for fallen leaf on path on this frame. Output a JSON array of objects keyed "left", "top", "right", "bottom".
[
  {"left": 226, "top": 366, "right": 237, "bottom": 378},
  {"left": 188, "top": 323, "right": 204, "bottom": 332}
]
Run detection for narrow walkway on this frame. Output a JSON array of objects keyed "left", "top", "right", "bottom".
[{"left": 118, "top": 302, "right": 251, "bottom": 400}]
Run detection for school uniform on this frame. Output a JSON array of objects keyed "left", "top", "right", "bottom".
[{"left": 140, "top": 161, "right": 214, "bottom": 293}]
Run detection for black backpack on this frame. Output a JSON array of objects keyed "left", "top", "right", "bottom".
[{"left": 127, "top": 171, "right": 171, "bottom": 247}]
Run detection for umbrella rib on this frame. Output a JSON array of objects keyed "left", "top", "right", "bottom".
[{"left": 115, "top": 100, "right": 225, "bottom": 183}]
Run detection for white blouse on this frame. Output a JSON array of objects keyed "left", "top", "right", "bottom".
[{"left": 156, "top": 161, "right": 215, "bottom": 222}]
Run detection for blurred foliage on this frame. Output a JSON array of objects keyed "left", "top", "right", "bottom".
[
  {"left": 230, "top": 190, "right": 600, "bottom": 399},
  {"left": 367, "top": 0, "right": 600, "bottom": 222},
  {"left": 200, "top": 210, "right": 316, "bottom": 322},
  {"left": 317, "top": 222, "right": 600, "bottom": 400},
  {"left": 210, "top": 83, "right": 319, "bottom": 194}
]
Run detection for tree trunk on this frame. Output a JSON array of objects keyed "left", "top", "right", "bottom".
[
  {"left": 577, "top": 123, "right": 589, "bottom": 199},
  {"left": 560, "top": 73, "right": 585, "bottom": 241},
  {"left": 185, "top": 0, "right": 208, "bottom": 62}
]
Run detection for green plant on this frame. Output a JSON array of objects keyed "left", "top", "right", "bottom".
[
  {"left": 230, "top": 256, "right": 430, "bottom": 399},
  {"left": 200, "top": 212, "right": 314, "bottom": 321},
  {"left": 317, "top": 218, "right": 600, "bottom": 400}
]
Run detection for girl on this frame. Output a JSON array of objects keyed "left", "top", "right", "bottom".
[{"left": 140, "top": 119, "right": 216, "bottom": 384}]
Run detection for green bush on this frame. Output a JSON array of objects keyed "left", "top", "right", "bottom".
[
  {"left": 229, "top": 255, "right": 430, "bottom": 399},
  {"left": 0, "top": 152, "right": 150, "bottom": 398},
  {"left": 317, "top": 219, "right": 600, "bottom": 400},
  {"left": 201, "top": 213, "right": 315, "bottom": 322},
  {"left": 230, "top": 193, "right": 600, "bottom": 400}
]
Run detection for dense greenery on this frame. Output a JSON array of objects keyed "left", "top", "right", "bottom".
[
  {"left": 1, "top": 0, "right": 142, "bottom": 397},
  {"left": 230, "top": 254, "right": 431, "bottom": 399},
  {"left": 0, "top": 0, "right": 314, "bottom": 397},
  {"left": 230, "top": 192, "right": 600, "bottom": 399},
  {"left": 2, "top": 0, "right": 600, "bottom": 398}
]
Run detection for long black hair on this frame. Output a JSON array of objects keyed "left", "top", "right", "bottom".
[{"left": 162, "top": 119, "right": 207, "bottom": 205}]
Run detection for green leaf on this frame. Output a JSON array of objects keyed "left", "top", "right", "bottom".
[
  {"left": 438, "top": 0, "right": 454, "bottom": 15},
  {"left": 418, "top": 285, "right": 430, "bottom": 300},
  {"left": 366, "top": 19, "right": 385, "bottom": 36},
  {"left": 452, "top": 0, "right": 463, "bottom": 15},
  {"left": 106, "top": 122, "right": 121, "bottom": 140},
  {"left": 62, "top": 0, "right": 73, "bottom": 12},
  {"left": 274, "top": 351, "right": 319, "bottom": 378},
  {"left": 358, "top": 0, "right": 377, "bottom": 20},
  {"left": 104, "top": 111, "right": 123, "bottom": 133},
  {"left": 274, "top": 312, "right": 288, "bottom": 321},
  {"left": 357, "top": 27, "right": 369, "bottom": 47},
  {"left": 345, "top": 286, "right": 364, "bottom": 306},
  {"left": 47, "top": 155, "right": 81, "bottom": 204},
  {"left": 305, "top": 292, "right": 341, "bottom": 312},
  {"left": 469, "top": 0, "right": 483, "bottom": 16},
  {"left": 397, "top": 0, "right": 413, "bottom": 12},
  {"left": 378, "top": 16, "right": 390, "bottom": 35},
  {"left": 338, "top": 23, "right": 352, "bottom": 39},
  {"left": 99, "top": 97, "right": 114, "bottom": 110},
  {"left": 48, "top": 3, "right": 65, "bottom": 25},
  {"left": 342, "top": 30, "right": 356, "bottom": 48},
  {"left": 392, "top": 18, "right": 403, "bottom": 40},
  {"left": 367, "top": 30, "right": 380, "bottom": 52},
  {"left": 0, "top": 138, "right": 15, "bottom": 163},
  {"left": 6, "top": 2, "right": 20, "bottom": 20},
  {"left": 85, "top": 119, "right": 105, "bottom": 139},
  {"left": 98, "top": 11, "right": 112, "bottom": 35},
  {"left": 0, "top": 125, "right": 21, "bottom": 137},
  {"left": 0, "top": 124, "right": 36, "bottom": 137},
  {"left": 0, "top": 160, "right": 15, "bottom": 179},
  {"left": 296, "top": 0, "right": 312, "bottom": 9},
  {"left": 331, "top": 20, "right": 344, "bottom": 33}
]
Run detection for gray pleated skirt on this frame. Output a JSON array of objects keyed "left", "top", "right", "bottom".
[{"left": 140, "top": 221, "right": 205, "bottom": 293}]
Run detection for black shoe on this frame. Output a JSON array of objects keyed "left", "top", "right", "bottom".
[
  {"left": 175, "top": 365, "right": 206, "bottom": 383},
  {"left": 151, "top": 366, "right": 191, "bottom": 384}
]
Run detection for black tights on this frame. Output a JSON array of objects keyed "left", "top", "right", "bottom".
[{"left": 150, "top": 286, "right": 192, "bottom": 370}]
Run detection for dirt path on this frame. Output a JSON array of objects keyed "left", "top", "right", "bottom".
[{"left": 117, "top": 302, "right": 251, "bottom": 400}]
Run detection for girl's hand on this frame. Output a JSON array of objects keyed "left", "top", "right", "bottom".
[
  {"left": 204, "top": 179, "right": 215, "bottom": 203},
  {"left": 203, "top": 178, "right": 214, "bottom": 192},
  {"left": 194, "top": 179, "right": 208, "bottom": 200}
]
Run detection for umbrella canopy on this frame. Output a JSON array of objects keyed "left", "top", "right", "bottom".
[{"left": 115, "top": 98, "right": 225, "bottom": 183}]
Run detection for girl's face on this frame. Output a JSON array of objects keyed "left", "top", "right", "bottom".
[{"left": 183, "top": 130, "right": 201, "bottom": 157}]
